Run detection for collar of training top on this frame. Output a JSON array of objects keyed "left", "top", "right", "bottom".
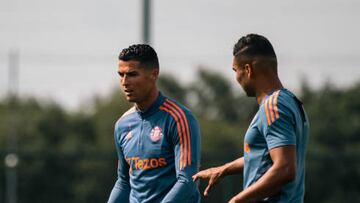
[{"left": 136, "top": 92, "right": 165, "bottom": 118}]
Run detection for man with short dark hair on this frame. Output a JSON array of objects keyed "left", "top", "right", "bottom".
[
  {"left": 193, "top": 34, "right": 309, "bottom": 203},
  {"left": 107, "top": 44, "right": 201, "bottom": 203}
]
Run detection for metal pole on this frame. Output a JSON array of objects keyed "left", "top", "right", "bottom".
[
  {"left": 8, "top": 50, "right": 19, "bottom": 97},
  {"left": 5, "top": 50, "right": 19, "bottom": 203},
  {"left": 142, "top": 0, "right": 151, "bottom": 44}
]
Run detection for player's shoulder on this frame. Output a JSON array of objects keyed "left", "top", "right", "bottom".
[
  {"left": 262, "top": 88, "right": 297, "bottom": 108},
  {"left": 160, "top": 97, "right": 194, "bottom": 117},
  {"left": 115, "top": 106, "right": 137, "bottom": 127},
  {"left": 260, "top": 88, "right": 297, "bottom": 126},
  {"left": 277, "top": 88, "right": 297, "bottom": 102}
]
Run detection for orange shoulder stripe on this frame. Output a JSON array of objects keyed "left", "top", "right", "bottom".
[
  {"left": 268, "top": 95, "right": 275, "bottom": 123},
  {"left": 162, "top": 102, "right": 188, "bottom": 168},
  {"left": 264, "top": 98, "right": 271, "bottom": 125},
  {"left": 165, "top": 99, "right": 191, "bottom": 166},
  {"left": 159, "top": 105, "right": 185, "bottom": 169},
  {"left": 273, "top": 90, "right": 280, "bottom": 119}
]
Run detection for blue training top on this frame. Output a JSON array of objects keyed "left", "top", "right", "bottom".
[
  {"left": 108, "top": 92, "right": 201, "bottom": 203},
  {"left": 243, "top": 88, "right": 309, "bottom": 202}
]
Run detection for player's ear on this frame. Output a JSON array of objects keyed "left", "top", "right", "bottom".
[
  {"left": 244, "top": 63, "right": 252, "bottom": 78},
  {"left": 151, "top": 69, "right": 159, "bottom": 80}
]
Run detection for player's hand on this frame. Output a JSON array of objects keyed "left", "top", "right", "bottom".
[
  {"left": 192, "top": 166, "right": 225, "bottom": 196},
  {"left": 228, "top": 195, "right": 252, "bottom": 203},
  {"left": 228, "top": 196, "right": 241, "bottom": 203}
]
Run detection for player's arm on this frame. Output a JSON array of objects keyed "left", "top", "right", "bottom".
[
  {"left": 229, "top": 94, "right": 297, "bottom": 203},
  {"left": 107, "top": 127, "right": 131, "bottom": 203},
  {"left": 228, "top": 146, "right": 296, "bottom": 203},
  {"left": 161, "top": 112, "right": 201, "bottom": 203},
  {"left": 192, "top": 157, "right": 244, "bottom": 196}
]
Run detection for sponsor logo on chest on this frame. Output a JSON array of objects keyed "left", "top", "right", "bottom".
[{"left": 126, "top": 157, "right": 167, "bottom": 173}]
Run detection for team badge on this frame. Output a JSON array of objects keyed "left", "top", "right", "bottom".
[{"left": 150, "top": 126, "right": 163, "bottom": 142}]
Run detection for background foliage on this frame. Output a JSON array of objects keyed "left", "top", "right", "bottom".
[{"left": 0, "top": 69, "right": 359, "bottom": 202}]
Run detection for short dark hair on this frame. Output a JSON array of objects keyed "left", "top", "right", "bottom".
[
  {"left": 233, "top": 34, "right": 277, "bottom": 64},
  {"left": 119, "top": 44, "right": 159, "bottom": 69}
]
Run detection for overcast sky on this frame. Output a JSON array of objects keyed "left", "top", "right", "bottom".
[{"left": 0, "top": 0, "right": 359, "bottom": 109}]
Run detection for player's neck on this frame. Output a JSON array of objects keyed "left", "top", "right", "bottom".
[
  {"left": 136, "top": 89, "right": 159, "bottom": 111},
  {"left": 256, "top": 78, "right": 283, "bottom": 104}
]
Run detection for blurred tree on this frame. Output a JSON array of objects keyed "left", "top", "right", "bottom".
[
  {"left": 73, "top": 88, "right": 131, "bottom": 202},
  {"left": 197, "top": 117, "right": 245, "bottom": 203},
  {"left": 184, "top": 67, "right": 258, "bottom": 202},
  {"left": 158, "top": 74, "right": 188, "bottom": 105},
  {"left": 303, "top": 82, "right": 360, "bottom": 203},
  {"left": 190, "top": 68, "right": 239, "bottom": 122},
  {"left": 0, "top": 72, "right": 359, "bottom": 203},
  {"left": 189, "top": 67, "right": 258, "bottom": 125}
]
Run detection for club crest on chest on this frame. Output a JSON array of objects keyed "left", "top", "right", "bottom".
[{"left": 150, "top": 126, "right": 163, "bottom": 142}]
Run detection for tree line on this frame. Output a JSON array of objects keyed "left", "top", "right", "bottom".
[{"left": 0, "top": 69, "right": 359, "bottom": 202}]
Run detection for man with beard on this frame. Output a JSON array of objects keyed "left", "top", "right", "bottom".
[{"left": 193, "top": 34, "right": 309, "bottom": 203}]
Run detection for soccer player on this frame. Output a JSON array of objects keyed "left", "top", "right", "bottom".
[
  {"left": 192, "top": 34, "right": 309, "bottom": 203},
  {"left": 107, "top": 44, "right": 201, "bottom": 203}
]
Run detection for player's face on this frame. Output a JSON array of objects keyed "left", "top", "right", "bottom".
[
  {"left": 232, "top": 57, "right": 255, "bottom": 97},
  {"left": 118, "top": 60, "right": 157, "bottom": 104}
]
